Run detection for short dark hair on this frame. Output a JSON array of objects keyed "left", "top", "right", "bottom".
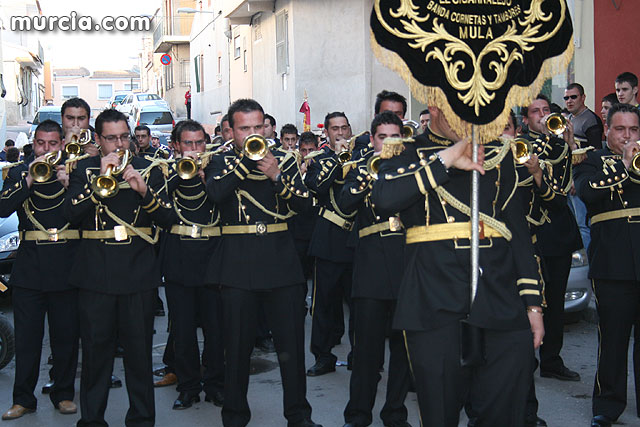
[
  {"left": 324, "top": 112, "right": 350, "bottom": 130},
  {"left": 6, "top": 147, "right": 19, "bottom": 163},
  {"left": 95, "top": 109, "right": 129, "bottom": 136},
  {"left": 616, "top": 72, "right": 638, "bottom": 88},
  {"left": 134, "top": 125, "right": 151, "bottom": 136},
  {"left": 419, "top": 109, "right": 430, "bottom": 117},
  {"left": 220, "top": 114, "right": 229, "bottom": 126},
  {"left": 227, "top": 99, "right": 264, "bottom": 129},
  {"left": 61, "top": 97, "right": 91, "bottom": 118},
  {"left": 4, "top": 139, "right": 14, "bottom": 148},
  {"left": 521, "top": 94, "right": 551, "bottom": 117},
  {"left": 371, "top": 111, "right": 403, "bottom": 136},
  {"left": 602, "top": 93, "right": 618, "bottom": 105},
  {"left": 264, "top": 113, "right": 276, "bottom": 128},
  {"left": 374, "top": 90, "right": 407, "bottom": 115},
  {"left": 34, "top": 119, "right": 63, "bottom": 140},
  {"left": 607, "top": 102, "right": 640, "bottom": 127},
  {"left": 280, "top": 123, "right": 298, "bottom": 137},
  {"left": 507, "top": 109, "right": 518, "bottom": 130},
  {"left": 22, "top": 144, "right": 32, "bottom": 158},
  {"left": 173, "top": 119, "right": 206, "bottom": 143},
  {"left": 566, "top": 83, "right": 585, "bottom": 96},
  {"left": 214, "top": 125, "right": 221, "bottom": 135},
  {"left": 299, "top": 131, "right": 318, "bottom": 147}
]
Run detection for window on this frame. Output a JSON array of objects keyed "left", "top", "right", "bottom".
[
  {"left": 244, "top": 49, "right": 248, "bottom": 73},
  {"left": 61, "top": 85, "right": 78, "bottom": 99},
  {"left": 140, "top": 111, "right": 174, "bottom": 125},
  {"left": 164, "top": 62, "right": 174, "bottom": 90},
  {"left": 234, "top": 35, "right": 241, "bottom": 59},
  {"left": 97, "top": 84, "right": 113, "bottom": 100},
  {"left": 124, "top": 82, "right": 139, "bottom": 91},
  {"left": 253, "top": 15, "right": 262, "bottom": 41},
  {"left": 180, "top": 60, "right": 190, "bottom": 87},
  {"left": 275, "top": 11, "right": 289, "bottom": 75}
]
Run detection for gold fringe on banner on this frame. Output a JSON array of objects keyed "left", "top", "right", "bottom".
[{"left": 370, "top": 31, "right": 574, "bottom": 144}]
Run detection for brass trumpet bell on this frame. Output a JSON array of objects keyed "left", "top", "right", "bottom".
[
  {"left": 65, "top": 129, "right": 92, "bottom": 159},
  {"left": 545, "top": 113, "right": 567, "bottom": 136},
  {"left": 402, "top": 120, "right": 420, "bottom": 138},
  {"left": 176, "top": 156, "right": 201, "bottom": 180},
  {"left": 338, "top": 149, "right": 352, "bottom": 163},
  {"left": 243, "top": 134, "right": 273, "bottom": 161},
  {"left": 367, "top": 155, "right": 381, "bottom": 180},
  {"left": 30, "top": 151, "right": 63, "bottom": 183},
  {"left": 513, "top": 138, "right": 533, "bottom": 165},
  {"left": 630, "top": 141, "right": 640, "bottom": 176},
  {"left": 91, "top": 149, "right": 131, "bottom": 198}
]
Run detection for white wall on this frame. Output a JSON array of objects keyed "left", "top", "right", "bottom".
[{"left": 571, "top": 0, "right": 596, "bottom": 110}]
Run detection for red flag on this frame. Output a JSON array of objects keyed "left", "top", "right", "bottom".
[{"left": 299, "top": 100, "right": 311, "bottom": 132}]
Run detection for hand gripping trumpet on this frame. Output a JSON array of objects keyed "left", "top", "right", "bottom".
[
  {"left": 91, "top": 149, "right": 132, "bottom": 198},
  {"left": 65, "top": 129, "right": 92, "bottom": 159},
  {"left": 176, "top": 152, "right": 214, "bottom": 180},
  {"left": 513, "top": 137, "right": 534, "bottom": 165},
  {"left": 29, "top": 150, "right": 64, "bottom": 183}
]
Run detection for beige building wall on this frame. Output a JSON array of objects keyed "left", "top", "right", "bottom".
[{"left": 52, "top": 74, "right": 140, "bottom": 116}]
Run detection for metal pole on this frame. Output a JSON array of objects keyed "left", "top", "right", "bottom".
[{"left": 470, "top": 125, "right": 479, "bottom": 305}]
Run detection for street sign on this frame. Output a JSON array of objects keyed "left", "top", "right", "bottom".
[{"left": 160, "top": 54, "right": 171, "bottom": 66}]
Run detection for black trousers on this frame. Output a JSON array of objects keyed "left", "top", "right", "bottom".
[
  {"left": 405, "top": 323, "right": 533, "bottom": 427},
  {"left": 165, "top": 282, "right": 224, "bottom": 396},
  {"left": 592, "top": 279, "right": 640, "bottom": 420},
  {"left": 221, "top": 285, "right": 311, "bottom": 427},
  {"left": 12, "top": 286, "right": 79, "bottom": 409},
  {"left": 539, "top": 254, "right": 573, "bottom": 371},
  {"left": 186, "top": 102, "right": 191, "bottom": 119},
  {"left": 344, "top": 298, "right": 411, "bottom": 426},
  {"left": 310, "top": 258, "right": 353, "bottom": 362},
  {"left": 77, "top": 289, "right": 155, "bottom": 427}
]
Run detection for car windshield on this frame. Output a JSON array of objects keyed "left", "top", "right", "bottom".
[
  {"left": 33, "top": 111, "right": 61, "bottom": 125},
  {"left": 137, "top": 94, "right": 161, "bottom": 101},
  {"left": 114, "top": 95, "right": 127, "bottom": 103},
  {"left": 140, "top": 111, "right": 173, "bottom": 125}
]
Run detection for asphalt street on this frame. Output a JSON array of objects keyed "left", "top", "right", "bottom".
[{"left": 0, "top": 289, "right": 636, "bottom": 427}]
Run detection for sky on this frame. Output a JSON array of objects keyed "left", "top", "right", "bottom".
[{"left": 4, "top": 0, "right": 162, "bottom": 71}]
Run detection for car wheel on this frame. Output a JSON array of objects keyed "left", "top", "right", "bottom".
[{"left": 0, "top": 313, "right": 15, "bottom": 370}]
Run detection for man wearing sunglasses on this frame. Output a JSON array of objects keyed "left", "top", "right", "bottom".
[{"left": 564, "top": 83, "right": 604, "bottom": 150}]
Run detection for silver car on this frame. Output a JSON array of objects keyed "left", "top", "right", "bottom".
[
  {"left": 130, "top": 105, "right": 174, "bottom": 145},
  {"left": 564, "top": 248, "right": 592, "bottom": 319}
]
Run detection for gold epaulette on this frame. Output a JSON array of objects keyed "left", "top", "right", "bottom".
[
  {"left": 572, "top": 146, "right": 594, "bottom": 165},
  {"left": 380, "top": 137, "right": 413, "bottom": 159},
  {"left": 1, "top": 161, "right": 24, "bottom": 180},
  {"left": 303, "top": 150, "right": 325, "bottom": 161}
]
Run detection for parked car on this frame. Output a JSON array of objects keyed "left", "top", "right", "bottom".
[
  {"left": 118, "top": 93, "right": 169, "bottom": 117},
  {"left": 130, "top": 105, "right": 175, "bottom": 145},
  {"left": 105, "top": 91, "right": 132, "bottom": 110},
  {"left": 564, "top": 248, "right": 592, "bottom": 321},
  {"left": 28, "top": 106, "right": 62, "bottom": 141}
]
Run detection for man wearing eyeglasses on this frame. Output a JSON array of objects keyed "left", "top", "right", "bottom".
[
  {"left": 64, "top": 109, "right": 173, "bottom": 427},
  {"left": 161, "top": 119, "right": 225, "bottom": 411},
  {"left": 564, "top": 83, "right": 604, "bottom": 150}
]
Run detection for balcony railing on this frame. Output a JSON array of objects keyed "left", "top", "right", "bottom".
[{"left": 152, "top": 15, "right": 193, "bottom": 53}]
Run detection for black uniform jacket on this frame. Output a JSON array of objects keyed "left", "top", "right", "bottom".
[
  {"left": 161, "top": 164, "right": 220, "bottom": 287},
  {"left": 371, "top": 129, "right": 542, "bottom": 332},
  {"left": 64, "top": 155, "right": 173, "bottom": 294},
  {"left": 139, "top": 145, "right": 170, "bottom": 160},
  {"left": 574, "top": 147, "right": 640, "bottom": 281},
  {"left": 205, "top": 147, "right": 310, "bottom": 290},
  {"left": 338, "top": 146, "right": 404, "bottom": 300},
  {"left": 305, "top": 146, "right": 356, "bottom": 263},
  {"left": 0, "top": 156, "right": 79, "bottom": 291},
  {"left": 517, "top": 131, "right": 582, "bottom": 256}
]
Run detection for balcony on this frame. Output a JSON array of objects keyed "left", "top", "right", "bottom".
[
  {"left": 223, "top": 0, "right": 274, "bottom": 25},
  {"left": 153, "top": 15, "right": 193, "bottom": 53}
]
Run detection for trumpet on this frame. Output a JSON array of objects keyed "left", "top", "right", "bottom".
[
  {"left": 243, "top": 134, "right": 275, "bottom": 161},
  {"left": 29, "top": 150, "right": 63, "bottom": 183},
  {"left": 629, "top": 141, "right": 640, "bottom": 175},
  {"left": 91, "top": 149, "right": 132, "bottom": 198},
  {"left": 402, "top": 120, "right": 420, "bottom": 138},
  {"left": 338, "top": 148, "right": 352, "bottom": 163},
  {"left": 176, "top": 154, "right": 207, "bottom": 180},
  {"left": 513, "top": 137, "right": 534, "bottom": 165},
  {"left": 65, "top": 129, "right": 92, "bottom": 158},
  {"left": 367, "top": 154, "right": 381, "bottom": 180},
  {"left": 545, "top": 113, "right": 567, "bottom": 136}
]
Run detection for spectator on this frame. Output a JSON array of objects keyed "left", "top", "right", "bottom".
[
  {"left": 280, "top": 124, "right": 298, "bottom": 151},
  {"left": 0, "top": 140, "right": 15, "bottom": 161},
  {"left": 264, "top": 113, "right": 280, "bottom": 146},
  {"left": 22, "top": 144, "right": 33, "bottom": 160},
  {"left": 615, "top": 72, "right": 639, "bottom": 107},
  {"left": 185, "top": 86, "right": 192, "bottom": 119},
  {"left": 565, "top": 83, "right": 603, "bottom": 150},
  {"left": 419, "top": 109, "right": 430, "bottom": 132},
  {"left": 5, "top": 148, "right": 20, "bottom": 163},
  {"left": 601, "top": 93, "right": 619, "bottom": 125}
]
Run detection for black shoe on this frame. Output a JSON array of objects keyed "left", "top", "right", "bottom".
[
  {"left": 289, "top": 419, "right": 322, "bottom": 427},
  {"left": 172, "top": 392, "right": 200, "bottom": 410},
  {"left": 255, "top": 337, "right": 276, "bottom": 353},
  {"left": 110, "top": 375, "right": 122, "bottom": 388},
  {"left": 540, "top": 365, "right": 580, "bottom": 381},
  {"left": 205, "top": 391, "right": 224, "bottom": 407},
  {"left": 306, "top": 360, "right": 336, "bottom": 377},
  {"left": 524, "top": 416, "right": 547, "bottom": 426},
  {"left": 591, "top": 415, "right": 614, "bottom": 427},
  {"left": 42, "top": 380, "right": 54, "bottom": 394}
]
